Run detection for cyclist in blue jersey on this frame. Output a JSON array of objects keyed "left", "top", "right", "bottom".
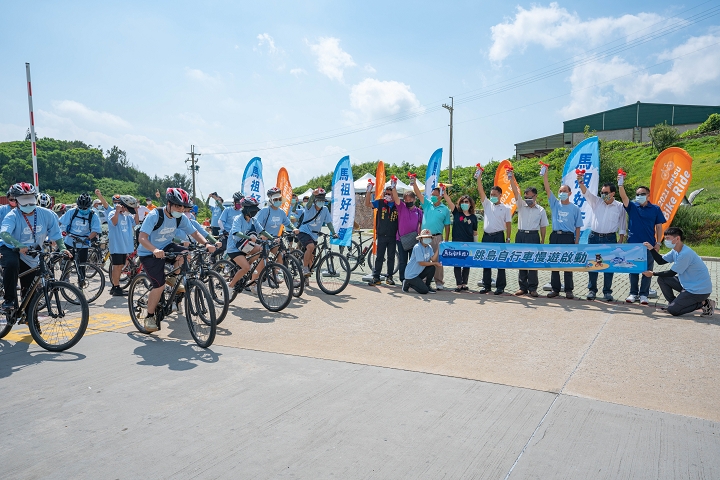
[
  {"left": 59, "top": 194, "right": 102, "bottom": 273},
  {"left": 215, "top": 191, "right": 244, "bottom": 260},
  {"left": 253, "top": 187, "right": 300, "bottom": 280},
  {"left": 226, "top": 198, "right": 271, "bottom": 294},
  {"left": 297, "top": 188, "right": 337, "bottom": 276},
  {"left": 107, "top": 195, "right": 140, "bottom": 296},
  {"left": 207, "top": 192, "right": 224, "bottom": 237},
  {"left": 0, "top": 183, "right": 71, "bottom": 311},
  {"left": 137, "top": 188, "right": 217, "bottom": 332},
  {"left": 0, "top": 186, "right": 18, "bottom": 225}
]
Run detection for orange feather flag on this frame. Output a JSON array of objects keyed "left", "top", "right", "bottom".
[
  {"left": 276, "top": 167, "right": 293, "bottom": 236},
  {"left": 493, "top": 159, "right": 519, "bottom": 216},
  {"left": 649, "top": 147, "right": 693, "bottom": 231},
  {"left": 372, "top": 161, "right": 386, "bottom": 254}
]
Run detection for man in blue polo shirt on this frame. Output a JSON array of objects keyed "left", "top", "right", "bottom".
[
  {"left": 618, "top": 176, "right": 665, "bottom": 305},
  {"left": 543, "top": 170, "right": 584, "bottom": 299},
  {"left": 411, "top": 181, "right": 451, "bottom": 290},
  {"left": 207, "top": 192, "right": 224, "bottom": 237}
]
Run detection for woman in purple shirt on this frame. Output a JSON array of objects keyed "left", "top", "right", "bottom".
[{"left": 391, "top": 188, "right": 423, "bottom": 283}]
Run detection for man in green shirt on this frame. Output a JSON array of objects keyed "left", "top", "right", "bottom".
[{"left": 412, "top": 182, "right": 451, "bottom": 290}]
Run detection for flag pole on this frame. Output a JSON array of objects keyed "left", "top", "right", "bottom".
[{"left": 25, "top": 63, "right": 39, "bottom": 188}]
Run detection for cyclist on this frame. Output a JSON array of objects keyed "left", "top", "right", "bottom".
[
  {"left": 207, "top": 192, "right": 224, "bottom": 237},
  {"left": 107, "top": 195, "right": 140, "bottom": 296},
  {"left": 296, "top": 188, "right": 337, "bottom": 276},
  {"left": 59, "top": 193, "right": 102, "bottom": 273},
  {"left": 137, "top": 187, "right": 216, "bottom": 332},
  {"left": 37, "top": 193, "right": 53, "bottom": 210},
  {"left": 175, "top": 203, "right": 220, "bottom": 246},
  {"left": 0, "top": 186, "right": 18, "bottom": 225},
  {"left": 253, "top": 187, "right": 300, "bottom": 279},
  {"left": 226, "top": 198, "right": 270, "bottom": 294},
  {"left": 0, "top": 182, "right": 70, "bottom": 311},
  {"left": 215, "top": 191, "right": 244, "bottom": 259}
]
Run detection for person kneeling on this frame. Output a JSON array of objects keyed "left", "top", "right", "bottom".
[
  {"left": 402, "top": 229, "right": 442, "bottom": 294},
  {"left": 642, "top": 227, "right": 715, "bottom": 317}
]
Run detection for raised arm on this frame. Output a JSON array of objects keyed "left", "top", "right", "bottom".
[
  {"left": 476, "top": 175, "right": 487, "bottom": 203},
  {"left": 391, "top": 185, "right": 400, "bottom": 205},
  {"left": 541, "top": 169, "right": 552, "bottom": 198},
  {"left": 509, "top": 170, "right": 521, "bottom": 204},
  {"left": 618, "top": 175, "right": 630, "bottom": 207},
  {"left": 95, "top": 189, "right": 109, "bottom": 209},
  {"left": 442, "top": 189, "right": 455, "bottom": 213},
  {"left": 411, "top": 178, "right": 422, "bottom": 201}
]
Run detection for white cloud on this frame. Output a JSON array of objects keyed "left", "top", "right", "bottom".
[
  {"left": 185, "top": 67, "right": 222, "bottom": 85},
  {"left": 290, "top": 68, "right": 307, "bottom": 77},
  {"left": 307, "top": 37, "right": 356, "bottom": 82},
  {"left": 561, "top": 33, "right": 720, "bottom": 118},
  {"left": 52, "top": 100, "right": 131, "bottom": 129},
  {"left": 255, "top": 33, "right": 286, "bottom": 71},
  {"left": 256, "top": 33, "right": 280, "bottom": 55},
  {"left": 489, "top": 3, "right": 662, "bottom": 62},
  {"left": 349, "top": 78, "right": 422, "bottom": 120},
  {"left": 364, "top": 64, "right": 377, "bottom": 73}
]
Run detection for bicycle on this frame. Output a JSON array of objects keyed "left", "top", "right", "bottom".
[
  {"left": 127, "top": 248, "right": 217, "bottom": 348},
  {"left": 0, "top": 247, "right": 89, "bottom": 351},
  {"left": 274, "top": 233, "right": 305, "bottom": 298},
  {"left": 343, "top": 229, "right": 399, "bottom": 276},
  {"left": 87, "top": 234, "right": 110, "bottom": 273},
  {"left": 187, "top": 244, "right": 230, "bottom": 324},
  {"left": 213, "top": 238, "right": 293, "bottom": 312},
  {"left": 289, "top": 232, "right": 350, "bottom": 295},
  {"left": 55, "top": 235, "right": 106, "bottom": 303}
]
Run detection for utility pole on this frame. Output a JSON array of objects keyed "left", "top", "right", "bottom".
[
  {"left": 442, "top": 97, "right": 454, "bottom": 183},
  {"left": 185, "top": 145, "right": 200, "bottom": 201}
]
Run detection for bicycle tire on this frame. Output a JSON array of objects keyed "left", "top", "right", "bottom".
[
  {"left": 345, "top": 240, "right": 362, "bottom": 272},
  {"left": 282, "top": 253, "right": 305, "bottom": 298},
  {"left": 61, "top": 262, "right": 105, "bottom": 304},
  {"left": 185, "top": 278, "right": 216, "bottom": 348},
  {"left": 257, "top": 262, "right": 293, "bottom": 312},
  {"left": 117, "top": 256, "right": 137, "bottom": 290},
  {"left": 27, "top": 280, "right": 89, "bottom": 351},
  {"left": 316, "top": 252, "right": 351, "bottom": 295},
  {"left": 203, "top": 269, "right": 230, "bottom": 324},
  {"left": 0, "top": 314, "right": 13, "bottom": 339},
  {"left": 367, "top": 249, "right": 400, "bottom": 276},
  {"left": 213, "top": 259, "right": 238, "bottom": 303},
  {"left": 127, "top": 274, "right": 156, "bottom": 334},
  {"left": 289, "top": 249, "right": 304, "bottom": 264}
]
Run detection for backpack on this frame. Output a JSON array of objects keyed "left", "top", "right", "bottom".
[
  {"left": 297, "top": 208, "right": 322, "bottom": 229},
  {"left": 152, "top": 210, "right": 182, "bottom": 232},
  {"left": 66, "top": 209, "right": 95, "bottom": 236}
]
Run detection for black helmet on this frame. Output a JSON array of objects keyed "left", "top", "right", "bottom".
[
  {"left": 267, "top": 187, "right": 282, "bottom": 198},
  {"left": 241, "top": 197, "right": 260, "bottom": 217},
  {"left": 166, "top": 187, "right": 192, "bottom": 207},
  {"left": 233, "top": 191, "right": 244, "bottom": 203},
  {"left": 8, "top": 182, "right": 37, "bottom": 198},
  {"left": 76, "top": 193, "right": 93, "bottom": 209}
]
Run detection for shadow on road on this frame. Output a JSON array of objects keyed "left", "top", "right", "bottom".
[
  {"left": 0, "top": 339, "right": 86, "bottom": 379},
  {"left": 126, "top": 331, "right": 221, "bottom": 371}
]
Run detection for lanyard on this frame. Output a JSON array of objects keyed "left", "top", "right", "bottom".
[{"left": 22, "top": 211, "right": 37, "bottom": 243}]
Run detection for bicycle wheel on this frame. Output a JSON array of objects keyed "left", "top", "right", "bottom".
[
  {"left": 213, "top": 259, "right": 238, "bottom": 302},
  {"left": 203, "top": 270, "right": 230, "bottom": 324},
  {"left": 282, "top": 254, "right": 305, "bottom": 298},
  {"left": 61, "top": 263, "right": 105, "bottom": 304},
  {"left": 345, "top": 240, "right": 362, "bottom": 272},
  {"left": 117, "top": 256, "right": 137, "bottom": 290},
  {"left": 185, "top": 278, "right": 216, "bottom": 348},
  {"left": 0, "top": 314, "right": 13, "bottom": 339},
  {"left": 128, "top": 274, "right": 156, "bottom": 334},
  {"left": 27, "top": 281, "right": 89, "bottom": 351},
  {"left": 316, "top": 252, "right": 351, "bottom": 295},
  {"left": 257, "top": 262, "right": 292, "bottom": 312}
]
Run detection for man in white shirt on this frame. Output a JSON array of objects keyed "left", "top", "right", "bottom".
[
  {"left": 578, "top": 177, "right": 627, "bottom": 301},
  {"left": 476, "top": 173, "right": 512, "bottom": 294},
  {"left": 510, "top": 172, "right": 548, "bottom": 297}
]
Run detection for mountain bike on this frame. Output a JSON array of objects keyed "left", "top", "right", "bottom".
[
  {"left": 274, "top": 233, "right": 305, "bottom": 298},
  {"left": 127, "top": 248, "right": 216, "bottom": 348},
  {"left": 213, "top": 238, "right": 293, "bottom": 312},
  {"left": 343, "top": 229, "right": 399, "bottom": 275},
  {"left": 187, "top": 244, "right": 230, "bottom": 324},
  {"left": 289, "top": 232, "right": 350, "bottom": 295},
  {"left": 0, "top": 247, "right": 89, "bottom": 351},
  {"left": 57, "top": 235, "right": 106, "bottom": 303},
  {"left": 87, "top": 234, "right": 110, "bottom": 273}
]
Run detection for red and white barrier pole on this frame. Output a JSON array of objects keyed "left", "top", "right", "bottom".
[{"left": 25, "top": 63, "right": 39, "bottom": 188}]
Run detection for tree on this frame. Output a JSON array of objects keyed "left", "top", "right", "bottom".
[{"left": 649, "top": 122, "right": 679, "bottom": 152}]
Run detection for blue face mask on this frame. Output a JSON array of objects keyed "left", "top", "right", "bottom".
[
  {"left": 430, "top": 196, "right": 439, "bottom": 204},
  {"left": 20, "top": 205, "right": 36, "bottom": 214},
  {"left": 635, "top": 195, "right": 647, "bottom": 204},
  {"left": 79, "top": 208, "right": 91, "bottom": 215},
  {"left": 272, "top": 200, "right": 282, "bottom": 208},
  {"left": 291, "top": 199, "right": 297, "bottom": 205},
  {"left": 460, "top": 203, "right": 470, "bottom": 211},
  {"left": 171, "top": 210, "right": 183, "bottom": 218},
  {"left": 558, "top": 192, "right": 569, "bottom": 201},
  {"left": 315, "top": 201, "right": 325, "bottom": 208},
  {"left": 489, "top": 196, "right": 499, "bottom": 204}
]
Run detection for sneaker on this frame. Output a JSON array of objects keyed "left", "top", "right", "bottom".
[
  {"left": 625, "top": 294, "right": 638, "bottom": 303},
  {"left": 385, "top": 277, "right": 396, "bottom": 286},
  {"left": 435, "top": 283, "right": 445, "bottom": 291},
  {"left": 1, "top": 300, "right": 15, "bottom": 312},
  {"left": 639, "top": 296, "right": 649, "bottom": 306},
  {"left": 529, "top": 291, "right": 539, "bottom": 298},
  {"left": 427, "top": 287, "right": 437, "bottom": 294},
  {"left": 656, "top": 306, "right": 669, "bottom": 313},
  {"left": 493, "top": 289, "right": 504, "bottom": 295},
  {"left": 111, "top": 286, "right": 127, "bottom": 296},
  {"left": 478, "top": 288, "right": 491, "bottom": 294},
  {"left": 144, "top": 315, "right": 158, "bottom": 333},
  {"left": 586, "top": 291, "right": 596, "bottom": 301},
  {"left": 402, "top": 280, "right": 409, "bottom": 292},
  {"left": 514, "top": 290, "right": 527, "bottom": 296},
  {"left": 454, "top": 286, "right": 463, "bottom": 293},
  {"left": 565, "top": 292, "right": 574, "bottom": 300},
  {"left": 547, "top": 291, "right": 560, "bottom": 298},
  {"left": 368, "top": 278, "right": 381, "bottom": 286},
  {"left": 603, "top": 294, "right": 614, "bottom": 302},
  {"left": 302, "top": 267, "right": 311, "bottom": 277},
  {"left": 702, "top": 299, "right": 716, "bottom": 316}
]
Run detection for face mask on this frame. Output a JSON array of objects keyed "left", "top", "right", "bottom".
[
  {"left": 600, "top": 193, "right": 611, "bottom": 201},
  {"left": 79, "top": 208, "right": 91, "bottom": 215},
  {"left": 558, "top": 192, "right": 569, "bottom": 201},
  {"left": 664, "top": 239, "right": 675, "bottom": 248},
  {"left": 421, "top": 238, "right": 432, "bottom": 245},
  {"left": 384, "top": 195, "right": 393, "bottom": 202},
  {"left": 20, "top": 205, "right": 36, "bottom": 214},
  {"left": 171, "top": 210, "right": 183, "bottom": 218},
  {"left": 315, "top": 201, "right": 325, "bottom": 208},
  {"left": 430, "top": 196, "right": 439, "bottom": 204},
  {"left": 272, "top": 199, "right": 282, "bottom": 208},
  {"left": 234, "top": 203, "right": 242, "bottom": 210},
  {"left": 489, "top": 196, "right": 499, "bottom": 204},
  {"left": 291, "top": 199, "right": 297, "bottom": 205},
  {"left": 524, "top": 198, "right": 534, "bottom": 206},
  {"left": 405, "top": 201, "right": 415, "bottom": 208},
  {"left": 635, "top": 195, "right": 647, "bottom": 204},
  {"left": 122, "top": 211, "right": 131, "bottom": 216},
  {"left": 460, "top": 203, "right": 470, "bottom": 211}
]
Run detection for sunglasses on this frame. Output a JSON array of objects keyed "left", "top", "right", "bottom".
[{"left": 18, "top": 200, "right": 37, "bottom": 207}]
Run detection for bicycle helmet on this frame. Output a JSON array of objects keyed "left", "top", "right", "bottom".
[
  {"left": 232, "top": 191, "right": 244, "bottom": 203},
  {"left": 166, "top": 187, "right": 192, "bottom": 207},
  {"left": 112, "top": 194, "right": 121, "bottom": 204},
  {"left": 37, "top": 193, "right": 52, "bottom": 208},
  {"left": 314, "top": 187, "right": 327, "bottom": 201},
  {"left": 53, "top": 203, "right": 66, "bottom": 214},
  {"left": 8, "top": 182, "right": 37, "bottom": 198},
  {"left": 241, "top": 197, "right": 260, "bottom": 217},
  {"left": 118, "top": 195, "right": 139, "bottom": 214},
  {"left": 267, "top": 187, "right": 282, "bottom": 198},
  {"left": 76, "top": 193, "right": 93, "bottom": 209}
]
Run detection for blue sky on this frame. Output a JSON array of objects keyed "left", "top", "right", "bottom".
[{"left": 1, "top": 0, "right": 719, "bottom": 198}]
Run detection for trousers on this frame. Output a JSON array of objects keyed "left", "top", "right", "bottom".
[
  {"left": 549, "top": 231, "right": 575, "bottom": 292},
  {"left": 406, "top": 266, "right": 436, "bottom": 294},
  {"left": 373, "top": 236, "right": 396, "bottom": 279},
  {"left": 481, "top": 231, "right": 506, "bottom": 291},
  {"left": 587, "top": 232, "right": 617, "bottom": 294},
  {"left": 516, "top": 230, "right": 540, "bottom": 292},
  {"left": 657, "top": 275, "right": 710, "bottom": 316}
]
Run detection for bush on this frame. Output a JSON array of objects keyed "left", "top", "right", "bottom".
[
  {"left": 671, "top": 206, "right": 720, "bottom": 244},
  {"left": 680, "top": 113, "right": 720, "bottom": 138},
  {"left": 649, "top": 122, "right": 679, "bottom": 152}
]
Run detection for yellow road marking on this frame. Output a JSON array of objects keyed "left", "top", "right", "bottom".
[{"left": 3, "top": 313, "right": 132, "bottom": 344}]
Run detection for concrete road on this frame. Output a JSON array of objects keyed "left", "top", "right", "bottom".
[{"left": 1, "top": 280, "right": 719, "bottom": 479}]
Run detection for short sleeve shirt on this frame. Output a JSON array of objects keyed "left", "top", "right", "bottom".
[
  {"left": 517, "top": 201, "right": 549, "bottom": 231},
  {"left": 663, "top": 246, "right": 712, "bottom": 295},
  {"left": 421, "top": 199, "right": 451, "bottom": 235},
  {"left": 396, "top": 202, "right": 423, "bottom": 240},
  {"left": 59, "top": 208, "right": 102, "bottom": 248},
  {"left": 137, "top": 209, "right": 197, "bottom": 256},
  {"left": 548, "top": 193, "right": 584, "bottom": 233},
  {"left": 405, "top": 242, "right": 434, "bottom": 280},
  {"left": 0, "top": 207, "right": 63, "bottom": 267},
  {"left": 481, "top": 199, "right": 511, "bottom": 234},
  {"left": 298, "top": 206, "right": 333, "bottom": 241},
  {"left": 625, "top": 201, "right": 665, "bottom": 244},
  {"left": 219, "top": 208, "right": 243, "bottom": 232},
  {"left": 209, "top": 204, "right": 224, "bottom": 227},
  {"left": 451, "top": 208, "right": 478, "bottom": 242},
  {"left": 0, "top": 204, "right": 13, "bottom": 225},
  {"left": 107, "top": 210, "right": 136, "bottom": 254},
  {"left": 227, "top": 215, "right": 263, "bottom": 254},
  {"left": 254, "top": 207, "right": 293, "bottom": 237}
]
